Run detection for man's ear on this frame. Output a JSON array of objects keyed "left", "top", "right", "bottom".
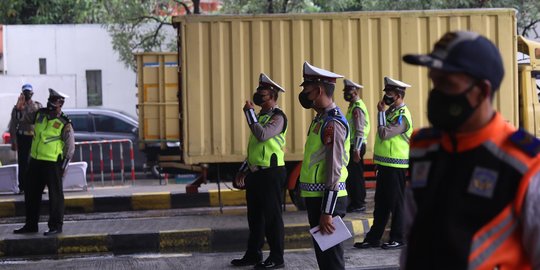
[{"left": 477, "top": 79, "right": 492, "bottom": 101}]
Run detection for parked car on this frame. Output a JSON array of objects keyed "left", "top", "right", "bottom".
[{"left": 63, "top": 108, "right": 153, "bottom": 177}]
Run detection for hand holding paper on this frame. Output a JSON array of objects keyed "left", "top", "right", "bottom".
[{"left": 309, "top": 216, "right": 352, "bottom": 252}]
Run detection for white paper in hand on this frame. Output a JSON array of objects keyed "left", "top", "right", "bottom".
[{"left": 309, "top": 216, "right": 352, "bottom": 251}]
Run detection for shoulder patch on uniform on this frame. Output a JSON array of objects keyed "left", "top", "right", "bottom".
[
  {"left": 59, "top": 112, "right": 71, "bottom": 125},
  {"left": 508, "top": 129, "right": 540, "bottom": 157},
  {"left": 412, "top": 128, "right": 442, "bottom": 141}
]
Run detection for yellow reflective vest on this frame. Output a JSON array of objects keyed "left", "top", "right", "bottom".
[
  {"left": 300, "top": 108, "right": 350, "bottom": 197},
  {"left": 346, "top": 99, "right": 370, "bottom": 145},
  {"left": 247, "top": 108, "right": 287, "bottom": 168},
  {"left": 373, "top": 105, "right": 412, "bottom": 168},
  {"left": 30, "top": 110, "right": 69, "bottom": 162}
]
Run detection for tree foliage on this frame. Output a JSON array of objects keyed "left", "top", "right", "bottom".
[
  {"left": 220, "top": 0, "right": 540, "bottom": 38},
  {"left": 1, "top": 0, "right": 539, "bottom": 70}
]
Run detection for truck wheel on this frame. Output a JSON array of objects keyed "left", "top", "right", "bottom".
[{"left": 289, "top": 179, "right": 306, "bottom": 211}]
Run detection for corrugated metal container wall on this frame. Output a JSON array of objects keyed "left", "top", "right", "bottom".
[
  {"left": 136, "top": 53, "right": 180, "bottom": 146},
  {"left": 173, "top": 9, "right": 517, "bottom": 165}
]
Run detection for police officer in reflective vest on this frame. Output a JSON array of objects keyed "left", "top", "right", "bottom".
[
  {"left": 401, "top": 31, "right": 540, "bottom": 269},
  {"left": 299, "top": 62, "right": 349, "bottom": 270},
  {"left": 343, "top": 79, "right": 370, "bottom": 213},
  {"left": 355, "top": 77, "right": 412, "bottom": 250},
  {"left": 14, "top": 88, "right": 75, "bottom": 236},
  {"left": 231, "top": 73, "right": 287, "bottom": 269},
  {"left": 9, "top": 83, "right": 42, "bottom": 193}
]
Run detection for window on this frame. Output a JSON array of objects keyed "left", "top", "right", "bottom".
[
  {"left": 39, "top": 58, "right": 47, "bottom": 74},
  {"left": 69, "top": 115, "right": 91, "bottom": 132},
  {"left": 94, "top": 115, "right": 133, "bottom": 133},
  {"left": 86, "top": 70, "right": 102, "bottom": 106}
]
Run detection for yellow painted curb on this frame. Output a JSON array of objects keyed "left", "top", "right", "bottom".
[
  {"left": 58, "top": 234, "right": 109, "bottom": 254},
  {"left": 132, "top": 192, "right": 171, "bottom": 210},
  {"left": 208, "top": 189, "right": 246, "bottom": 206},
  {"left": 208, "top": 189, "right": 293, "bottom": 206},
  {"left": 65, "top": 195, "right": 94, "bottom": 212},
  {"left": 349, "top": 218, "right": 373, "bottom": 242},
  {"left": 160, "top": 228, "right": 212, "bottom": 252},
  {"left": 0, "top": 200, "right": 16, "bottom": 218}
]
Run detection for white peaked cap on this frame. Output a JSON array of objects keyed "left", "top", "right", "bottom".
[
  {"left": 301, "top": 61, "right": 343, "bottom": 86},
  {"left": 384, "top": 77, "right": 411, "bottom": 90},
  {"left": 259, "top": 73, "right": 285, "bottom": 92},
  {"left": 48, "top": 88, "right": 69, "bottom": 99},
  {"left": 343, "top": 79, "right": 363, "bottom": 90}
]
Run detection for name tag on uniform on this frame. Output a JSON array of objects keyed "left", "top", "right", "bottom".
[
  {"left": 467, "top": 167, "right": 498, "bottom": 199},
  {"left": 411, "top": 161, "right": 431, "bottom": 188}
]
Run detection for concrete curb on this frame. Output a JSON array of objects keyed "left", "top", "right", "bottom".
[
  {"left": 0, "top": 218, "right": 373, "bottom": 258},
  {"left": 0, "top": 189, "right": 292, "bottom": 217}
]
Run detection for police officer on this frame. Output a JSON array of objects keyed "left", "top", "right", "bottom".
[
  {"left": 355, "top": 77, "right": 412, "bottom": 250},
  {"left": 343, "top": 79, "right": 370, "bottom": 213},
  {"left": 401, "top": 31, "right": 540, "bottom": 269},
  {"left": 231, "top": 73, "right": 287, "bottom": 269},
  {"left": 13, "top": 88, "right": 75, "bottom": 236},
  {"left": 9, "top": 83, "right": 42, "bottom": 193},
  {"left": 298, "top": 62, "right": 349, "bottom": 270}
]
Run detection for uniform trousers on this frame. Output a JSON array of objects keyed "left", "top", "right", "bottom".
[
  {"left": 305, "top": 196, "right": 347, "bottom": 270},
  {"left": 364, "top": 165, "right": 406, "bottom": 243},
  {"left": 16, "top": 134, "right": 33, "bottom": 192},
  {"left": 244, "top": 166, "right": 286, "bottom": 263},
  {"left": 24, "top": 158, "right": 64, "bottom": 230},
  {"left": 345, "top": 143, "right": 367, "bottom": 209}
]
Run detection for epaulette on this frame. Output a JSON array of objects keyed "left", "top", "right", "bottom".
[
  {"left": 508, "top": 129, "right": 540, "bottom": 157},
  {"left": 58, "top": 112, "right": 71, "bottom": 125},
  {"left": 412, "top": 128, "right": 442, "bottom": 141}
]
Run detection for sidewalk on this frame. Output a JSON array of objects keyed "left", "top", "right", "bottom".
[{"left": 0, "top": 178, "right": 382, "bottom": 261}]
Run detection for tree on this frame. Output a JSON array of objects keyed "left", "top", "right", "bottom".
[{"left": 219, "top": 0, "right": 540, "bottom": 38}]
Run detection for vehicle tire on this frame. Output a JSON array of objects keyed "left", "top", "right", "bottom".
[{"left": 289, "top": 178, "right": 306, "bottom": 211}]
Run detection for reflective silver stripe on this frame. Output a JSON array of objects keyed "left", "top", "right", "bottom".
[
  {"left": 373, "top": 154, "right": 408, "bottom": 165},
  {"left": 44, "top": 136, "right": 61, "bottom": 143},
  {"left": 409, "top": 143, "right": 440, "bottom": 158},
  {"left": 470, "top": 211, "right": 514, "bottom": 252},
  {"left": 244, "top": 109, "right": 258, "bottom": 125},
  {"left": 299, "top": 182, "right": 346, "bottom": 192},
  {"left": 401, "top": 133, "right": 410, "bottom": 144},
  {"left": 483, "top": 141, "right": 527, "bottom": 174},
  {"left": 468, "top": 221, "right": 517, "bottom": 270},
  {"left": 276, "top": 134, "right": 285, "bottom": 145},
  {"left": 323, "top": 190, "right": 338, "bottom": 214},
  {"left": 378, "top": 111, "right": 386, "bottom": 126},
  {"left": 308, "top": 147, "right": 326, "bottom": 168},
  {"left": 272, "top": 137, "right": 282, "bottom": 148}
]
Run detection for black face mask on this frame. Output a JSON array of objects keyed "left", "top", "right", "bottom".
[
  {"left": 427, "top": 84, "right": 478, "bottom": 132},
  {"left": 253, "top": 93, "right": 265, "bottom": 106},
  {"left": 344, "top": 92, "right": 354, "bottom": 102},
  {"left": 23, "top": 91, "right": 33, "bottom": 101},
  {"left": 383, "top": 94, "right": 396, "bottom": 106},
  {"left": 298, "top": 91, "right": 315, "bottom": 109}
]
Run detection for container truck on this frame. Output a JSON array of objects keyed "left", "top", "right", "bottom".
[{"left": 136, "top": 9, "right": 540, "bottom": 208}]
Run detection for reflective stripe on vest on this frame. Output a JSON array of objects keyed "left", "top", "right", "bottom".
[
  {"left": 300, "top": 107, "right": 350, "bottom": 198},
  {"left": 374, "top": 105, "right": 412, "bottom": 168},
  {"left": 346, "top": 99, "right": 370, "bottom": 145},
  {"left": 247, "top": 110, "right": 287, "bottom": 167},
  {"left": 30, "top": 112, "right": 65, "bottom": 162}
]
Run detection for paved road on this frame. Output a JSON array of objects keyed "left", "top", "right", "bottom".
[{"left": 0, "top": 248, "right": 400, "bottom": 270}]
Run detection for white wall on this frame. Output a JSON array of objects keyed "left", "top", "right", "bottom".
[
  {"left": 3, "top": 24, "right": 139, "bottom": 120},
  {"left": 0, "top": 75, "right": 76, "bottom": 131}
]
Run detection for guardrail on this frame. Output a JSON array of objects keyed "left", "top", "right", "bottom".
[{"left": 74, "top": 139, "right": 135, "bottom": 187}]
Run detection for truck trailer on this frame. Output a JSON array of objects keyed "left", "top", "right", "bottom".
[{"left": 136, "top": 8, "right": 540, "bottom": 208}]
